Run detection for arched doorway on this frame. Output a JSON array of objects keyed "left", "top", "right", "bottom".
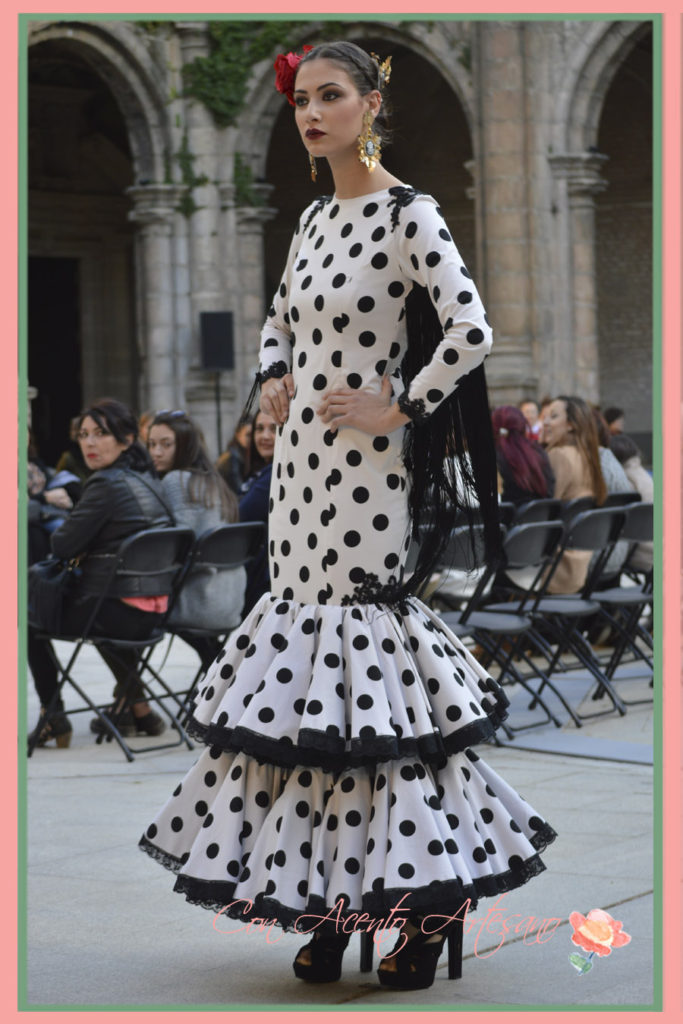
[
  {"left": 28, "top": 39, "right": 137, "bottom": 463},
  {"left": 263, "top": 40, "right": 475, "bottom": 313},
  {"left": 594, "top": 28, "right": 652, "bottom": 452}
]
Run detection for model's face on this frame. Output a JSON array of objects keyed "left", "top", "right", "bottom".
[
  {"left": 520, "top": 401, "right": 538, "bottom": 426},
  {"left": 253, "top": 413, "right": 277, "bottom": 462},
  {"left": 78, "top": 415, "right": 130, "bottom": 470},
  {"left": 236, "top": 423, "right": 253, "bottom": 449},
  {"left": 293, "top": 59, "right": 379, "bottom": 165},
  {"left": 542, "top": 400, "right": 572, "bottom": 448},
  {"left": 148, "top": 423, "right": 177, "bottom": 475}
]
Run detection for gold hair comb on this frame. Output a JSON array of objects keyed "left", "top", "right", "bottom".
[{"left": 370, "top": 52, "right": 392, "bottom": 87}]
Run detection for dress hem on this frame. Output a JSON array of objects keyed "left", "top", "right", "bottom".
[{"left": 140, "top": 828, "right": 557, "bottom": 931}]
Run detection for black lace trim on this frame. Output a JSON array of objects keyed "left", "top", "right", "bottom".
[
  {"left": 387, "top": 185, "right": 424, "bottom": 232},
  {"left": 301, "top": 194, "right": 333, "bottom": 234},
  {"left": 257, "top": 361, "right": 289, "bottom": 384},
  {"left": 397, "top": 389, "right": 429, "bottom": 424},
  {"left": 138, "top": 834, "right": 187, "bottom": 873},
  {"left": 339, "top": 573, "right": 409, "bottom": 610},
  {"left": 185, "top": 703, "right": 509, "bottom": 773},
  {"left": 166, "top": 839, "right": 555, "bottom": 933}
]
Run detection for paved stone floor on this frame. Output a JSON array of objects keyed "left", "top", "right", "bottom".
[{"left": 23, "top": 637, "right": 656, "bottom": 1010}]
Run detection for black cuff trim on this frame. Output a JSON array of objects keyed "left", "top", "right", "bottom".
[
  {"left": 257, "top": 361, "right": 289, "bottom": 384},
  {"left": 397, "top": 390, "right": 429, "bottom": 424}
]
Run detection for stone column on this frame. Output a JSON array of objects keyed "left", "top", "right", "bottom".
[
  {"left": 126, "top": 184, "right": 186, "bottom": 412},
  {"left": 175, "top": 22, "right": 236, "bottom": 454},
  {"left": 549, "top": 152, "right": 608, "bottom": 399},
  {"left": 176, "top": 22, "right": 225, "bottom": 358},
  {"left": 471, "top": 23, "right": 536, "bottom": 405},
  {"left": 235, "top": 184, "right": 278, "bottom": 398}
]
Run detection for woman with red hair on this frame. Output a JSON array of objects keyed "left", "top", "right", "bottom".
[{"left": 492, "top": 405, "right": 554, "bottom": 505}]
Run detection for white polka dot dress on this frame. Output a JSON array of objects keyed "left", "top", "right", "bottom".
[{"left": 140, "top": 187, "right": 556, "bottom": 931}]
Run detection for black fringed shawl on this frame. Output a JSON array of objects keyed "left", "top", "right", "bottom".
[{"left": 398, "top": 281, "right": 502, "bottom": 599}]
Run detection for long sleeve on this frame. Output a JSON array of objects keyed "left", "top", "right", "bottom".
[
  {"left": 51, "top": 476, "right": 112, "bottom": 559},
  {"left": 259, "top": 202, "right": 318, "bottom": 381},
  {"left": 394, "top": 195, "right": 493, "bottom": 421},
  {"left": 239, "top": 465, "right": 273, "bottom": 524}
]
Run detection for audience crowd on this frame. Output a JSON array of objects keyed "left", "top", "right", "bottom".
[{"left": 26, "top": 388, "right": 652, "bottom": 749}]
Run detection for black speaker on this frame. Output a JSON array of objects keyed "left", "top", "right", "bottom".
[{"left": 200, "top": 311, "right": 234, "bottom": 371}]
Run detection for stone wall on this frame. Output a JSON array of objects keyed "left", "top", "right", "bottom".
[{"left": 26, "top": 17, "right": 654, "bottom": 460}]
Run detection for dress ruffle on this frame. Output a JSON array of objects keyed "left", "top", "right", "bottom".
[
  {"left": 140, "top": 745, "right": 556, "bottom": 930},
  {"left": 140, "top": 591, "right": 556, "bottom": 930},
  {"left": 187, "top": 593, "right": 510, "bottom": 771}
]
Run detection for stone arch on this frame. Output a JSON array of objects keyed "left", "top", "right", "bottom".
[
  {"left": 27, "top": 20, "right": 183, "bottom": 451},
  {"left": 27, "top": 20, "right": 173, "bottom": 183},
  {"left": 558, "top": 19, "right": 653, "bottom": 153}
]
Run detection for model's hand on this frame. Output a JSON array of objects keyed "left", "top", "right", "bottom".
[
  {"left": 260, "top": 374, "right": 294, "bottom": 425},
  {"left": 317, "top": 377, "right": 409, "bottom": 435}
]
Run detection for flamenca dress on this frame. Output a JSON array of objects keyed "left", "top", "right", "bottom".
[{"left": 140, "top": 186, "right": 556, "bottom": 933}]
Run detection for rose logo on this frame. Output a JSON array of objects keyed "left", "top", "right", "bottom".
[{"left": 568, "top": 909, "right": 631, "bottom": 975}]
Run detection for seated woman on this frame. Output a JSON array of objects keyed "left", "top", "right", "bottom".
[
  {"left": 28, "top": 430, "right": 83, "bottom": 565},
  {"left": 590, "top": 407, "right": 632, "bottom": 581},
  {"left": 237, "top": 409, "right": 277, "bottom": 615},
  {"left": 492, "top": 405, "right": 554, "bottom": 505},
  {"left": 28, "top": 398, "right": 173, "bottom": 748},
  {"left": 609, "top": 432, "right": 653, "bottom": 572},
  {"left": 54, "top": 416, "right": 92, "bottom": 485},
  {"left": 542, "top": 395, "right": 607, "bottom": 593},
  {"left": 147, "top": 410, "right": 246, "bottom": 670},
  {"left": 216, "top": 417, "right": 253, "bottom": 495}
]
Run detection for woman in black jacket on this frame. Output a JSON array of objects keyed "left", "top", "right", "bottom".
[{"left": 28, "top": 398, "right": 174, "bottom": 749}]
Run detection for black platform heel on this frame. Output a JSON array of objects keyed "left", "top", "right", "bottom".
[
  {"left": 293, "top": 930, "right": 351, "bottom": 983},
  {"left": 376, "top": 914, "right": 464, "bottom": 990}
]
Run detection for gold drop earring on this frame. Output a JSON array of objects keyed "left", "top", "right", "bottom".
[
  {"left": 309, "top": 153, "right": 317, "bottom": 182},
  {"left": 358, "top": 109, "right": 381, "bottom": 171}
]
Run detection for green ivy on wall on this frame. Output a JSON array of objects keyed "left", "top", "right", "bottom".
[
  {"left": 182, "top": 21, "right": 300, "bottom": 127},
  {"left": 174, "top": 131, "right": 209, "bottom": 216},
  {"left": 233, "top": 153, "right": 262, "bottom": 208},
  {"left": 182, "top": 20, "right": 351, "bottom": 128}
]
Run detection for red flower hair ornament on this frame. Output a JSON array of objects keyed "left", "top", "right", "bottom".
[{"left": 274, "top": 45, "right": 313, "bottom": 106}]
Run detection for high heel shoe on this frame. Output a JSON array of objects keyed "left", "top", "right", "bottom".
[
  {"left": 132, "top": 708, "right": 166, "bottom": 736},
  {"left": 28, "top": 709, "right": 72, "bottom": 749},
  {"left": 377, "top": 915, "right": 463, "bottom": 990},
  {"left": 293, "top": 930, "right": 351, "bottom": 983},
  {"left": 90, "top": 703, "right": 136, "bottom": 738},
  {"left": 90, "top": 703, "right": 166, "bottom": 738}
]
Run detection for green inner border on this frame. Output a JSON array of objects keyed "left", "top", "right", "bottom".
[{"left": 17, "top": 10, "right": 662, "bottom": 1013}]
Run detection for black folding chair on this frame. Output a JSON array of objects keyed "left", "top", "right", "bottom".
[
  {"left": 151, "top": 521, "right": 266, "bottom": 718},
  {"left": 559, "top": 495, "right": 596, "bottom": 522},
  {"left": 28, "top": 527, "right": 195, "bottom": 762},
  {"left": 602, "top": 490, "right": 642, "bottom": 508},
  {"left": 589, "top": 502, "right": 653, "bottom": 697},
  {"left": 433, "top": 521, "right": 567, "bottom": 733},
  {"left": 522, "top": 506, "right": 629, "bottom": 724},
  {"left": 512, "top": 498, "right": 563, "bottom": 525}
]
